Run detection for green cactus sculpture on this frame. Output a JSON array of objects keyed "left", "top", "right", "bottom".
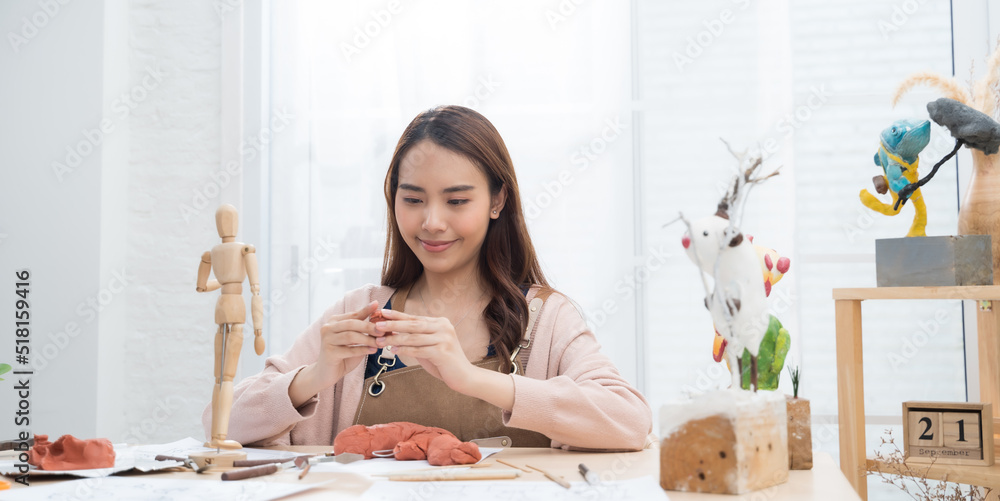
[{"left": 740, "top": 315, "right": 790, "bottom": 390}]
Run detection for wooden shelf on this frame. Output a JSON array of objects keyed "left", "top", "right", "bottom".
[
  {"left": 833, "top": 285, "right": 1000, "bottom": 301},
  {"left": 834, "top": 286, "right": 1000, "bottom": 500},
  {"left": 867, "top": 458, "right": 1000, "bottom": 488}
]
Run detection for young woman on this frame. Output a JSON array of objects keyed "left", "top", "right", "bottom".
[{"left": 207, "top": 105, "right": 651, "bottom": 450}]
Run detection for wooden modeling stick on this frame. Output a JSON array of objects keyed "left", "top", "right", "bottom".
[{"left": 197, "top": 204, "right": 264, "bottom": 450}]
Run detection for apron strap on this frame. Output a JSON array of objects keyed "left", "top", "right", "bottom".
[
  {"left": 369, "top": 284, "right": 411, "bottom": 397},
  {"left": 510, "top": 286, "right": 555, "bottom": 375}
]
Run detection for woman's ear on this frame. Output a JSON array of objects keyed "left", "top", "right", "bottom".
[{"left": 490, "top": 184, "right": 507, "bottom": 218}]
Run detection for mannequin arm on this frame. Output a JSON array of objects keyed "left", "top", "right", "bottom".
[
  {"left": 196, "top": 251, "right": 221, "bottom": 292},
  {"left": 244, "top": 245, "right": 264, "bottom": 355}
]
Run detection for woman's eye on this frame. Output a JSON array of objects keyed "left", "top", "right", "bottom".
[
  {"left": 448, "top": 199, "right": 469, "bottom": 205},
  {"left": 403, "top": 198, "right": 422, "bottom": 204}
]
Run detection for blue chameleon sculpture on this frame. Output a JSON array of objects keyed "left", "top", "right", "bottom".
[{"left": 860, "top": 119, "right": 931, "bottom": 237}]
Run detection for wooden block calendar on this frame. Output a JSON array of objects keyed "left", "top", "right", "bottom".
[{"left": 902, "top": 401, "right": 994, "bottom": 466}]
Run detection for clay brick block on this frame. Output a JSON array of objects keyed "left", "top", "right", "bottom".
[{"left": 660, "top": 391, "right": 789, "bottom": 494}]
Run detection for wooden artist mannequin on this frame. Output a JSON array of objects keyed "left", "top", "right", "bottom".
[{"left": 196, "top": 204, "right": 264, "bottom": 450}]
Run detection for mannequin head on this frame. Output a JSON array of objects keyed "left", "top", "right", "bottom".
[{"left": 216, "top": 204, "right": 238, "bottom": 241}]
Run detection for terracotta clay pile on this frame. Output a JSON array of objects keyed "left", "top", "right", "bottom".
[{"left": 27, "top": 434, "right": 115, "bottom": 470}]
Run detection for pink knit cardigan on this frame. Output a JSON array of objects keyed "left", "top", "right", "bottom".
[{"left": 204, "top": 284, "right": 652, "bottom": 450}]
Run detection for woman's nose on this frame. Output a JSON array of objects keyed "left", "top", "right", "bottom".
[{"left": 422, "top": 205, "right": 446, "bottom": 232}]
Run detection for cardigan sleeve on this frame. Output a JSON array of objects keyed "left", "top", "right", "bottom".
[
  {"left": 201, "top": 297, "right": 346, "bottom": 447},
  {"left": 502, "top": 295, "right": 653, "bottom": 451}
]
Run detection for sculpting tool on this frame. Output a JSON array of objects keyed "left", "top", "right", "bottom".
[
  {"left": 385, "top": 469, "right": 519, "bottom": 481},
  {"left": 233, "top": 457, "right": 307, "bottom": 467},
  {"left": 370, "top": 462, "right": 491, "bottom": 476},
  {"left": 222, "top": 459, "right": 299, "bottom": 481},
  {"left": 153, "top": 455, "right": 210, "bottom": 473},
  {"left": 297, "top": 452, "right": 364, "bottom": 467},
  {"left": 578, "top": 463, "right": 599, "bottom": 485},
  {"left": 0, "top": 437, "right": 33, "bottom": 450},
  {"left": 298, "top": 463, "right": 311, "bottom": 480},
  {"left": 526, "top": 464, "right": 571, "bottom": 489},
  {"left": 496, "top": 459, "right": 532, "bottom": 473}
]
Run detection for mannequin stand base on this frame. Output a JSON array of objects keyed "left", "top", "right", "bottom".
[{"left": 188, "top": 450, "right": 248, "bottom": 469}]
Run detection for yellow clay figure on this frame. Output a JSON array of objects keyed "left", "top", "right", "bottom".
[{"left": 859, "top": 119, "right": 932, "bottom": 237}]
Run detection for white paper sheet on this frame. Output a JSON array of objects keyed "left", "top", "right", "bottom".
[
  {"left": 361, "top": 475, "right": 669, "bottom": 501},
  {"left": 0, "top": 476, "right": 317, "bottom": 501},
  {"left": 0, "top": 437, "right": 308, "bottom": 478},
  {"left": 309, "top": 447, "right": 503, "bottom": 475}
]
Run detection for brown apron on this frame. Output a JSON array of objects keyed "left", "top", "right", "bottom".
[{"left": 353, "top": 284, "right": 552, "bottom": 447}]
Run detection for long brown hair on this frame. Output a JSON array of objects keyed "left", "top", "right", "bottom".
[{"left": 381, "top": 105, "right": 551, "bottom": 372}]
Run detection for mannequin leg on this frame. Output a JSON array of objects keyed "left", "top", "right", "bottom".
[
  {"left": 206, "top": 324, "right": 224, "bottom": 447},
  {"left": 212, "top": 323, "right": 244, "bottom": 449}
]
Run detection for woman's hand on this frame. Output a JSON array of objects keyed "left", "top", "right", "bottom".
[
  {"left": 372, "top": 308, "right": 475, "bottom": 391},
  {"left": 289, "top": 301, "right": 381, "bottom": 407}
]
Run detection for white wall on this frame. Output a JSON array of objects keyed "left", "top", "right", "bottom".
[
  {"left": 0, "top": 0, "right": 232, "bottom": 443},
  {"left": 0, "top": 0, "right": 108, "bottom": 440}
]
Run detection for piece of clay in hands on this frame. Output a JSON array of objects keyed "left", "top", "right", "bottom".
[{"left": 369, "top": 310, "right": 393, "bottom": 336}]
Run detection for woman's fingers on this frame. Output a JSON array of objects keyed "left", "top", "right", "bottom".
[
  {"left": 332, "top": 301, "right": 379, "bottom": 322},
  {"left": 376, "top": 308, "right": 417, "bottom": 320},
  {"left": 391, "top": 346, "right": 435, "bottom": 359},
  {"left": 378, "top": 332, "right": 436, "bottom": 348},
  {"left": 374, "top": 318, "right": 441, "bottom": 335},
  {"left": 346, "top": 345, "right": 378, "bottom": 356},
  {"left": 321, "top": 318, "right": 377, "bottom": 337},
  {"left": 325, "top": 331, "right": 379, "bottom": 348}
]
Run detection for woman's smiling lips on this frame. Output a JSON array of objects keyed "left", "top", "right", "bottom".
[{"left": 420, "top": 239, "right": 455, "bottom": 252}]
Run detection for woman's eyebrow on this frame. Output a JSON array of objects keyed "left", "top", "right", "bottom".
[{"left": 399, "top": 183, "right": 474, "bottom": 194}]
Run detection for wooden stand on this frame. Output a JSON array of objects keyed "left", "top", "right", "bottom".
[
  {"left": 187, "top": 450, "right": 247, "bottom": 469},
  {"left": 834, "top": 285, "right": 1000, "bottom": 500},
  {"left": 660, "top": 390, "right": 789, "bottom": 494}
]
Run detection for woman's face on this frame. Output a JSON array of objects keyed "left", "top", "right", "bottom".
[{"left": 395, "top": 140, "right": 503, "bottom": 277}]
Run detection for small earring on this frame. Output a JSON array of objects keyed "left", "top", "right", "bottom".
[{"left": 492, "top": 210, "right": 498, "bottom": 214}]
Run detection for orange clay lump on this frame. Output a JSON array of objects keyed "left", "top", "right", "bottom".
[
  {"left": 334, "top": 422, "right": 480, "bottom": 466},
  {"left": 27, "top": 434, "right": 115, "bottom": 470}
]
